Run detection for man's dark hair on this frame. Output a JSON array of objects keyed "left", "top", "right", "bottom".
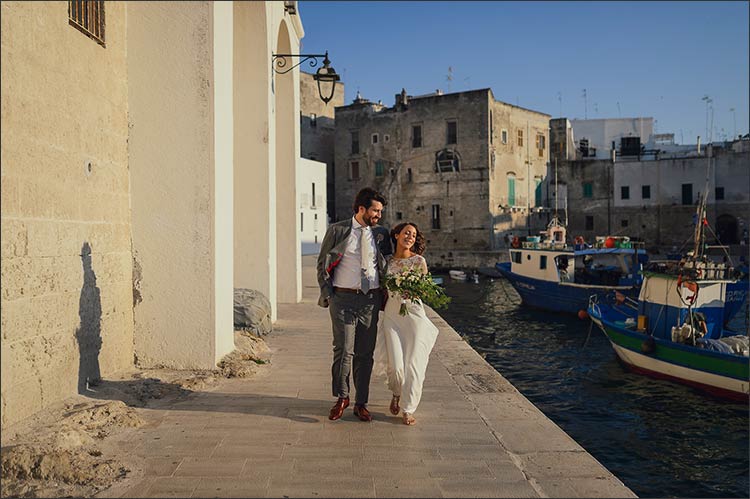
[{"left": 353, "top": 187, "right": 387, "bottom": 213}]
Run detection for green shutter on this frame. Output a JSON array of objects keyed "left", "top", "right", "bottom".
[
  {"left": 535, "top": 179, "right": 542, "bottom": 206},
  {"left": 508, "top": 177, "right": 516, "bottom": 206},
  {"left": 375, "top": 160, "right": 384, "bottom": 177}
]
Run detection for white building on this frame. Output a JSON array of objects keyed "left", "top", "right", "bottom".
[
  {"left": 571, "top": 117, "right": 654, "bottom": 159},
  {"left": 298, "top": 158, "right": 328, "bottom": 255}
]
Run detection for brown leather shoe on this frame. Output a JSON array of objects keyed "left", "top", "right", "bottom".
[
  {"left": 353, "top": 405, "right": 373, "bottom": 422},
  {"left": 328, "top": 397, "right": 349, "bottom": 420}
]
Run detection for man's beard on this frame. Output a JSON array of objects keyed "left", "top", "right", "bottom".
[{"left": 363, "top": 214, "right": 378, "bottom": 226}]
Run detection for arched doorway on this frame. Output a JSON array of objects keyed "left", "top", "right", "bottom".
[
  {"left": 716, "top": 214, "right": 738, "bottom": 244},
  {"left": 274, "top": 20, "right": 302, "bottom": 303}
]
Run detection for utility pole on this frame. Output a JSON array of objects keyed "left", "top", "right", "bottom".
[
  {"left": 557, "top": 91, "right": 562, "bottom": 117},
  {"left": 730, "top": 107, "right": 737, "bottom": 139},
  {"left": 526, "top": 121, "right": 531, "bottom": 235},
  {"left": 701, "top": 95, "right": 712, "bottom": 141},
  {"left": 582, "top": 89, "right": 588, "bottom": 120}
]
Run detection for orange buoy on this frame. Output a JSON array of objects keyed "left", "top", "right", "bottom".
[
  {"left": 577, "top": 309, "right": 589, "bottom": 320},
  {"left": 604, "top": 237, "right": 616, "bottom": 248},
  {"left": 511, "top": 236, "right": 521, "bottom": 248}
]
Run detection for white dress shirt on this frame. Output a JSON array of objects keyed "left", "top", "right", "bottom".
[{"left": 332, "top": 217, "right": 380, "bottom": 290}]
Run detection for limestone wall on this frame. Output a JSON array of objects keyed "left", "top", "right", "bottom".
[
  {"left": 127, "top": 2, "right": 234, "bottom": 369},
  {"left": 1, "top": 1, "right": 132, "bottom": 428}
]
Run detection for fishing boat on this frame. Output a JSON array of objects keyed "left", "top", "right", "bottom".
[
  {"left": 495, "top": 217, "right": 649, "bottom": 315},
  {"left": 587, "top": 144, "right": 749, "bottom": 400},
  {"left": 588, "top": 270, "right": 749, "bottom": 400}
]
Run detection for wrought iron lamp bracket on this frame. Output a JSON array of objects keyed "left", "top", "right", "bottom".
[{"left": 272, "top": 53, "right": 328, "bottom": 75}]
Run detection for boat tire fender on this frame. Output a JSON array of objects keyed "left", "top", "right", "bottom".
[
  {"left": 640, "top": 335, "right": 656, "bottom": 354},
  {"left": 511, "top": 236, "right": 521, "bottom": 249}
]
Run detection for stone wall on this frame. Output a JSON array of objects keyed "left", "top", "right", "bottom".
[
  {"left": 1, "top": 2, "right": 132, "bottom": 428},
  {"left": 333, "top": 89, "right": 549, "bottom": 256},
  {"left": 557, "top": 146, "right": 750, "bottom": 250},
  {"left": 300, "top": 71, "right": 344, "bottom": 222}
]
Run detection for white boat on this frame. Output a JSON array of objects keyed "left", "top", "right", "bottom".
[{"left": 449, "top": 270, "right": 466, "bottom": 281}]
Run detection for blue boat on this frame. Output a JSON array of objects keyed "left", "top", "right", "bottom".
[
  {"left": 495, "top": 218, "right": 648, "bottom": 315},
  {"left": 588, "top": 183, "right": 749, "bottom": 400},
  {"left": 588, "top": 271, "right": 748, "bottom": 401}
]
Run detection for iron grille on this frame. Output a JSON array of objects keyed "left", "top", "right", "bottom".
[{"left": 69, "top": 1, "right": 105, "bottom": 47}]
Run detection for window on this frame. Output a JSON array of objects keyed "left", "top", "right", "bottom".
[
  {"left": 310, "top": 113, "right": 317, "bottom": 127},
  {"left": 642, "top": 185, "right": 651, "bottom": 199},
  {"left": 535, "top": 178, "right": 542, "bottom": 206},
  {"left": 536, "top": 134, "right": 546, "bottom": 157},
  {"left": 583, "top": 182, "right": 593, "bottom": 198},
  {"left": 351, "top": 130, "right": 359, "bottom": 155},
  {"left": 621, "top": 186, "right": 630, "bottom": 200},
  {"left": 621, "top": 219, "right": 629, "bottom": 228},
  {"left": 540, "top": 255, "right": 547, "bottom": 270},
  {"left": 69, "top": 0, "right": 106, "bottom": 46},
  {"left": 715, "top": 187, "right": 724, "bottom": 200},
  {"left": 511, "top": 251, "right": 522, "bottom": 264},
  {"left": 412, "top": 125, "right": 422, "bottom": 148},
  {"left": 396, "top": 212, "right": 403, "bottom": 220},
  {"left": 384, "top": 134, "right": 390, "bottom": 143},
  {"left": 682, "top": 183, "right": 693, "bottom": 205},
  {"left": 585, "top": 215, "right": 594, "bottom": 230},
  {"left": 507, "top": 175, "right": 516, "bottom": 206},
  {"left": 375, "top": 160, "right": 385, "bottom": 177},
  {"left": 435, "top": 149, "right": 460, "bottom": 172},
  {"left": 349, "top": 161, "right": 360, "bottom": 180},
  {"left": 447, "top": 121, "right": 457, "bottom": 144},
  {"left": 517, "top": 129, "right": 524, "bottom": 147},
  {"left": 432, "top": 204, "right": 441, "bottom": 229},
  {"left": 311, "top": 182, "right": 316, "bottom": 207},
  {"left": 372, "top": 133, "right": 379, "bottom": 144},
  {"left": 300, "top": 212, "right": 304, "bottom": 232},
  {"left": 407, "top": 168, "right": 413, "bottom": 183},
  {"left": 501, "top": 129, "right": 508, "bottom": 144}
]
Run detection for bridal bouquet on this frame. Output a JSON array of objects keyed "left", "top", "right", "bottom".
[{"left": 383, "top": 268, "right": 451, "bottom": 316}]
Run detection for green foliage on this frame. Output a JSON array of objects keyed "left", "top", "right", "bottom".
[{"left": 382, "top": 268, "right": 451, "bottom": 315}]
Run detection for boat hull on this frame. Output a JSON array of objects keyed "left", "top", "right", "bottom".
[
  {"left": 496, "top": 262, "right": 638, "bottom": 315},
  {"left": 589, "top": 312, "right": 749, "bottom": 401}
]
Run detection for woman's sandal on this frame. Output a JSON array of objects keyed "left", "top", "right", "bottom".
[
  {"left": 402, "top": 412, "right": 416, "bottom": 425},
  {"left": 389, "top": 395, "right": 400, "bottom": 415}
]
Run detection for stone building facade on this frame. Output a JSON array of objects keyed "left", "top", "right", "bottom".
[
  {"left": 2, "top": 1, "right": 308, "bottom": 429},
  {"left": 333, "top": 89, "right": 550, "bottom": 268},
  {"left": 550, "top": 124, "right": 750, "bottom": 252},
  {"left": 299, "top": 71, "right": 344, "bottom": 222}
]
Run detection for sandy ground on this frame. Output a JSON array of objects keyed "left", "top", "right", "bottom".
[{"left": 0, "top": 331, "right": 271, "bottom": 498}]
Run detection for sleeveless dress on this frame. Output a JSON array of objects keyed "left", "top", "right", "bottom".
[{"left": 375, "top": 254, "right": 440, "bottom": 414}]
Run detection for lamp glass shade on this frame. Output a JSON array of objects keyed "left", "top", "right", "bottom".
[{"left": 314, "top": 64, "right": 340, "bottom": 104}]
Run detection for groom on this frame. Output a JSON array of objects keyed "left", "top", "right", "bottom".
[{"left": 317, "top": 187, "right": 392, "bottom": 421}]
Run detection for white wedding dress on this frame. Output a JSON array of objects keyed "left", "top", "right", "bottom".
[{"left": 375, "top": 254, "right": 440, "bottom": 415}]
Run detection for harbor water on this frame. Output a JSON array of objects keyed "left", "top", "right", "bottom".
[{"left": 436, "top": 275, "right": 749, "bottom": 498}]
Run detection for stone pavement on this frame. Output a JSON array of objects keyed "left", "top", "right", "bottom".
[{"left": 100, "top": 256, "right": 636, "bottom": 498}]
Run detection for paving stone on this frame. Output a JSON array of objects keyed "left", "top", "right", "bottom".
[
  {"left": 191, "top": 477, "right": 269, "bottom": 498},
  {"left": 173, "top": 457, "right": 246, "bottom": 477},
  {"left": 437, "top": 477, "right": 539, "bottom": 498},
  {"left": 535, "top": 476, "right": 637, "bottom": 498},
  {"left": 143, "top": 477, "right": 200, "bottom": 498}
]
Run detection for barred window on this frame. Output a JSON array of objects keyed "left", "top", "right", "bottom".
[{"left": 69, "top": 1, "right": 106, "bottom": 47}]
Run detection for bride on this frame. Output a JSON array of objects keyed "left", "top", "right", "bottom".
[{"left": 376, "top": 222, "right": 440, "bottom": 425}]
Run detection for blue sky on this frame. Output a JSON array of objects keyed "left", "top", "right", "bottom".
[{"left": 298, "top": 1, "right": 749, "bottom": 144}]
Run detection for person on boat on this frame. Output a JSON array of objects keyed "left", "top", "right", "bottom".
[{"left": 374, "top": 222, "right": 440, "bottom": 426}]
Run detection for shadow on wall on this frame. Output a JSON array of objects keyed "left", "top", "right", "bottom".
[{"left": 76, "top": 242, "right": 102, "bottom": 394}]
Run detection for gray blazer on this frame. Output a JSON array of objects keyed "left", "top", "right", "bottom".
[{"left": 316, "top": 219, "right": 393, "bottom": 308}]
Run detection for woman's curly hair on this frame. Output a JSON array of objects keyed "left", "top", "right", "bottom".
[{"left": 390, "top": 222, "right": 426, "bottom": 255}]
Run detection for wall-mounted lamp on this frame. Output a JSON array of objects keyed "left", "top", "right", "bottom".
[{"left": 272, "top": 51, "right": 340, "bottom": 104}]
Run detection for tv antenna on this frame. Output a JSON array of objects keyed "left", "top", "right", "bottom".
[
  {"left": 582, "top": 88, "right": 588, "bottom": 119},
  {"left": 446, "top": 66, "right": 453, "bottom": 92}
]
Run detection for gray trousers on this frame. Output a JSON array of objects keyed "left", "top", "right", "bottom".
[{"left": 329, "top": 289, "right": 383, "bottom": 406}]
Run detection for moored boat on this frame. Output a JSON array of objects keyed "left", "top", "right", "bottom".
[
  {"left": 495, "top": 217, "right": 648, "bottom": 315},
  {"left": 587, "top": 165, "right": 749, "bottom": 400}
]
